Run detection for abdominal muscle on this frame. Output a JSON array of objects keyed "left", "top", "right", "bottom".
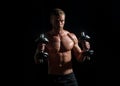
[
  {"left": 48, "top": 51, "right": 73, "bottom": 75},
  {"left": 47, "top": 30, "right": 75, "bottom": 75}
]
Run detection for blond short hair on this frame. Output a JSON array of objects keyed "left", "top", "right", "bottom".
[{"left": 50, "top": 8, "right": 65, "bottom": 17}]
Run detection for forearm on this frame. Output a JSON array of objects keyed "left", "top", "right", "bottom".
[
  {"left": 34, "top": 33, "right": 49, "bottom": 64},
  {"left": 75, "top": 50, "right": 86, "bottom": 62},
  {"left": 34, "top": 46, "right": 48, "bottom": 64}
]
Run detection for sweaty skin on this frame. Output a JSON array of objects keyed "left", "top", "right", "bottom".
[
  {"left": 46, "top": 30, "right": 81, "bottom": 75},
  {"left": 34, "top": 14, "right": 90, "bottom": 75}
]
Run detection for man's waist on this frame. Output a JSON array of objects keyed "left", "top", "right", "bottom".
[{"left": 48, "top": 68, "right": 73, "bottom": 75}]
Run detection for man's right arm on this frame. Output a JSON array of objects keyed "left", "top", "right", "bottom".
[
  {"left": 34, "top": 33, "right": 49, "bottom": 64},
  {"left": 34, "top": 43, "right": 46, "bottom": 64}
]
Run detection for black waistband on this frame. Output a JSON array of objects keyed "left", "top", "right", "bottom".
[{"left": 48, "top": 72, "right": 75, "bottom": 78}]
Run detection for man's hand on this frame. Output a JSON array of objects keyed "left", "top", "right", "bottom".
[
  {"left": 37, "top": 51, "right": 48, "bottom": 63},
  {"left": 82, "top": 40, "right": 90, "bottom": 51},
  {"left": 79, "top": 32, "right": 91, "bottom": 50},
  {"left": 79, "top": 32, "right": 94, "bottom": 61},
  {"left": 34, "top": 33, "right": 49, "bottom": 64}
]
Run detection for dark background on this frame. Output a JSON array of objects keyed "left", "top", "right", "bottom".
[{"left": 25, "top": 0, "right": 120, "bottom": 86}]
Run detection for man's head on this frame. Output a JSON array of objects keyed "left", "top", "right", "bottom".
[{"left": 50, "top": 8, "right": 65, "bottom": 30}]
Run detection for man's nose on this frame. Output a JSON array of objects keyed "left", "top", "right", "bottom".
[{"left": 59, "top": 21, "right": 62, "bottom": 25}]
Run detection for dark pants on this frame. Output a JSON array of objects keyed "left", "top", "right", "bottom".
[{"left": 48, "top": 72, "right": 78, "bottom": 86}]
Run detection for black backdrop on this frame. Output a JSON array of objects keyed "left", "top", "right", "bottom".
[
  {"left": 25, "top": 0, "right": 120, "bottom": 86},
  {"left": 26, "top": 0, "right": 97, "bottom": 86}
]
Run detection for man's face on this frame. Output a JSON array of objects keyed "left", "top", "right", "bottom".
[{"left": 51, "top": 14, "right": 65, "bottom": 30}]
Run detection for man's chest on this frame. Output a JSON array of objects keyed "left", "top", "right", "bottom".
[{"left": 47, "top": 35, "right": 74, "bottom": 52}]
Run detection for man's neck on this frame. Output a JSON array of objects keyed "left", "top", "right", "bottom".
[{"left": 52, "top": 28, "right": 64, "bottom": 34}]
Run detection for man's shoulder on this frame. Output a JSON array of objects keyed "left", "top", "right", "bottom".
[
  {"left": 66, "top": 31, "right": 76, "bottom": 37},
  {"left": 66, "top": 31, "right": 78, "bottom": 44},
  {"left": 64, "top": 30, "right": 74, "bottom": 34},
  {"left": 65, "top": 30, "right": 78, "bottom": 41}
]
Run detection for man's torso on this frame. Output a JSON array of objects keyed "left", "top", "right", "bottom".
[{"left": 46, "top": 30, "right": 75, "bottom": 75}]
